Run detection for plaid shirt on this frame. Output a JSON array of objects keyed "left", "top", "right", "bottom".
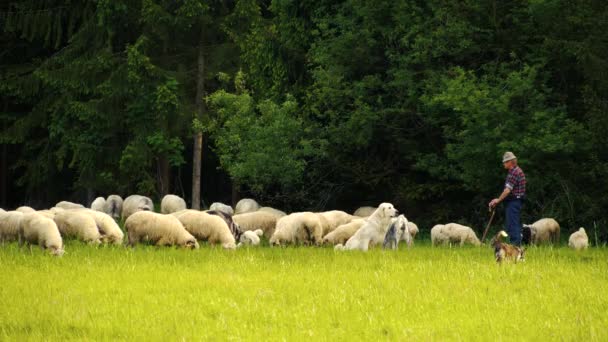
[{"left": 505, "top": 166, "right": 526, "bottom": 199}]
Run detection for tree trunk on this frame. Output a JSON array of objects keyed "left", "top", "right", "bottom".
[
  {"left": 158, "top": 155, "right": 170, "bottom": 197},
  {"left": 1, "top": 101, "right": 7, "bottom": 207},
  {"left": 231, "top": 181, "right": 239, "bottom": 208},
  {"left": 192, "top": 28, "right": 205, "bottom": 209}
]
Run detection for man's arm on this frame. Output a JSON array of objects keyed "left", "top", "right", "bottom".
[{"left": 489, "top": 188, "right": 511, "bottom": 208}]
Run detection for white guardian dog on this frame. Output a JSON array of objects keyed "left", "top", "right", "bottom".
[{"left": 335, "top": 203, "right": 398, "bottom": 251}]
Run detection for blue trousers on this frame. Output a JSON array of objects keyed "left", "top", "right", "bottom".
[{"left": 505, "top": 199, "right": 523, "bottom": 246}]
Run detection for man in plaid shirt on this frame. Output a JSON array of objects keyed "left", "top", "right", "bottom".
[{"left": 489, "top": 152, "right": 526, "bottom": 245}]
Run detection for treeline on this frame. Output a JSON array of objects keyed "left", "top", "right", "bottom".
[{"left": 1, "top": 0, "right": 607, "bottom": 235}]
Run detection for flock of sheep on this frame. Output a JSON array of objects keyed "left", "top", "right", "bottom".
[{"left": 0, "top": 194, "right": 591, "bottom": 257}]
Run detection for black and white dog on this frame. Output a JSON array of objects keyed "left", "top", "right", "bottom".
[{"left": 383, "top": 215, "right": 411, "bottom": 250}]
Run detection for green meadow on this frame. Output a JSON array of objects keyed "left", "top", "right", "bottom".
[{"left": 0, "top": 242, "right": 606, "bottom": 340}]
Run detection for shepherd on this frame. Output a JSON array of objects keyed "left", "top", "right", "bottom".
[{"left": 488, "top": 152, "right": 526, "bottom": 246}]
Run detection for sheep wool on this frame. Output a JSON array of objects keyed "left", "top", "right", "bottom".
[
  {"left": 258, "top": 207, "right": 287, "bottom": 218},
  {"left": 161, "top": 194, "right": 187, "bottom": 214},
  {"left": 173, "top": 210, "right": 235, "bottom": 249},
  {"left": 16, "top": 206, "right": 36, "bottom": 214},
  {"left": 74, "top": 209, "right": 124, "bottom": 245},
  {"left": 431, "top": 223, "right": 480, "bottom": 247},
  {"left": 233, "top": 211, "right": 280, "bottom": 238},
  {"left": 125, "top": 211, "right": 198, "bottom": 249},
  {"left": 270, "top": 212, "right": 324, "bottom": 246},
  {"left": 353, "top": 206, "right": 376, "bottom": 217},
  {"left": 55, "top": 201, "right": 85, "bottom": 209},
  {"left": 19, "top": 213, "right": 64, "bottom": 256},
  {"left": 238, "top": 229, "right": 264, "bottom": 247},
  {"left": 53, "top": 210, "right": 102, "bottom": 244},
  {"left": 209, "top": 202, "right": 234, "bottom": 216},
  {"left": 90, "top": 197, "right": 106, "bottom": 212},
  {"left": 316, "top": 210, "right": 355, "bottom": 235},
  {"left": 122, "top": 195, "right": 154, "bottom": 220},
  {"left": 322, "top": 219, "right": 366, "bottom": 245},
  {"left": 0, "top": 210, "right": 24, "bottom": 243},
  {"left": 104, "top": 195, "right": 123, "bottom": 220},
  {"left": 568, "top": 227, "right": 589, "bottom": 251},
  {"left": 235, "top": 198, "right": 260, "bottom": 215},
  {"left": 523, "top": 218, "right": 560, "bottom": 245}
]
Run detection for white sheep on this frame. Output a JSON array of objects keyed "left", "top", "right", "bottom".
[
  {"left": 173, "top": 210, "right": 236, "bottom": 249},
  {"left": 16, "top": 206, "right": 36, "bottom": 213},
  {"left": 125, "top": 211, "right": 198, "bottom": 249},
  {"left": 316, "top": 210, "right": 355, "bottom": 235},
  {"left": 235, "top": 198, "right": 260, "bottom": 214},
  {"left": 258, "top": 206, "right": 287, "bottom": 217},
  {"left": 322, "top": 219, "right": 366, "bottom": 245},
  {"left": 122, "top": 195, "right": 154, "bottom": 220},
  {"left": 431, "top": 223, "right": 481, "bottom": 247},
  {"left": 90, "top": 197, "right": 106, "bottom": 212},
  {"left": 233, "top": 211, "right": 279, "bottom": 238},
  {"left": 209, "top": 202, "right": 234, "bottom": 216},
  {"left": 74, "top": 208, "right": 124, "bottom": 245},
  {"left": 19, "top": 213, "right": 64, "bottom": 256},
  {"left": 353, "top": 206, "right": 376, "bottom": 217},
  {"left": 161, "top": 194, "right": 187, "bottom": 214},
  {"left": 104, "top": 195, "right": 123, "bottom": 220},
  {"left": 53, "top": 210, "right": 102, "bottom": 244},
  {"left": 55, "top": 201, "right": 85, "bottom": 209},
  {"left": 238, "top": 229, "right": 264, "bottom": 247},
  {"left": 270, "top": 212, "right": 324, "bottom": 246},
  {"left": 523, "top": 218, "right": 560, "bottom": 245},
  {"left": 568, "top": 227, "right": 588, "bottom": 250},
  {"left": 0, "top": 210, "right": 24, "bottom": 243}
]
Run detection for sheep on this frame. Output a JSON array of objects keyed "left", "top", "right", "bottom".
[
  {"left": 568, "top": 227, "right": 589, "bottom": 251},
  {"left": 172, "top": 210, "right": 235, "bottom": 249},
  {"left": 19, "top": 213, "right": 64, "bottom": 256},
  {"left": 125, "top": 211, "right": 198, "bottom": 249},
  {"left": 209, "top": 202, "right": 234, "bottom": 216},
  {"left": 161, "top": 194, "right": 187, "bottom": 214},
  {"left": 122, "top": 195, "right": 154, "bottom": 220},
  {"left": 270, "top": 212, "right": 324, "bottom": 246},
  {"left": 0, "top": 208, "right": 5, "bottom": 213},
  {"left": 233, "top": 211, "right": 279, "bottom": 238},
  {"left": 353, "top": 206, "right": 376, "bottom": 217},
  {"left": 316, "top": 210, "right": 355, "bottom": 235},
  {"left": 235, "top": 198, "right": 260, "bottom": 214},
  {"left": 53, "top": 210, "right": 102, "bottom": 244},
  {"left": 74, "top": 208, "right": 124, "bottom": 245},
  {"left": 104, "top": 195, "right": 123, "bottom": 221},
  {"left": 322, "top": 219, "right": 366, "bottom": 245},
  {"left": 90, "top": 197, "right": 106, "bottom": 212},
  {"left": 238, "top": 229, "right": 264, "bottom": 247},
  {"left": 258, "top": 206, "right": 287, "bottom": 217},
  {"left": 431, "top": 223, "right": 481, "bottom": 247},
  {"left": 523, "top": 218, "right": 560, "bottom": 245},
  {"left": 55, "top": 201, "right": 85, "bottom": 209},
  {"left": 0, "top": 210, "right": 24, "bottom": 243},
  {"left": 16, "top": 206, "right": 36, "bottom": 213},
  {"left": 206, "top": 210, "right": 243, "bottom": 242}
]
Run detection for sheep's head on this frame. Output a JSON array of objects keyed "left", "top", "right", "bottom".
[
  {"left": 50, "top": 246, "right": 65, "bottom": 257},
  {"left": 184, "top": 239, "right": 199, "bottom": 249}
]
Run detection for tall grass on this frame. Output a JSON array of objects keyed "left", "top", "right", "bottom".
[{"left": 0, "top": 242, "right": 606, "bottom": 340}]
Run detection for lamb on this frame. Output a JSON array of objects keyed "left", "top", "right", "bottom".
[
  {"left": 74, "top": 209, "right": 124, "bottom": 245},
  {"left": 322, "top": 219, "right": 366, "bottom": 245},
  {"left": 335, "top": 203, "right": 398, "bottom": 251},
  {"left": 125, "top": 211, "right": 198, "bottom": 249},
  {"left": 0, "top": 210, "right": 24, "bottom": 243},
  {"left": 523, "top": 218, "right": 560, "bottom": 245},
  {"left": 209, "top": 202, "right": 234, "bottom": 216},
  {"left": 270, "top": 212, "right": 324, "bottom": 246},
  {"left": 122, "top": 195, "right": 154, "bottom": 220},
  {"left": 53, "top": 210, "right": 102, "bottom": 244},
  {"left": 316, "top": 210, "right": 355, "bottom": 235},
  {"left": 104, "top": 195, "right": 123, "bottom": 220},
  {"left": 55, "top": 201, "right": 85, "bottom": 209},
  {"left": 353, "top": 206, "right": 376, "bottom": 217},
  {"left": 235, "top": 198, "right": 260, "bottom": 214},
  {"left": 431, "top": 223, "right": 481, "bottom": 247},
  {"left": 16, "top": 206, "right": 36, "bottom": 213},
  {"left": 90, "top": 197, "right": 106, "bottom": 212},
  {"left": 160, "top": 194, "right": 187, "bottom": 214},
  {"left": 258, "top": 206, "right": 287, "bottom": 217},
  {"left": 568, "top": 227, "right": 589, "bottom": 251},
  {"left": 172, "top": 210, "right": 235, "bottom": 249},
  {"left": 238, "top": 229, "right": 264, "bottom": 247},
  {"left": 18, "top": 213, "right": 64, "bottom": 256},
  {"left": 233, "top": 211, "right": 279, "bottom": 238}
]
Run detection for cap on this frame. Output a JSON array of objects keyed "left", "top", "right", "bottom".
[{"left": 502, "top": 151, "right": 517, "bottom": 163}]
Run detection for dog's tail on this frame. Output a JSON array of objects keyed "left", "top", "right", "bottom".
[{"left": 334, "top": 244, "right": 345, "bottom": 251}]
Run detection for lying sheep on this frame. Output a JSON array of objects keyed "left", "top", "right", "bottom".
[
  {"left": 55, "top": 201, "right": 85, "bottom": 209},
  {"left": 104, "top": 195, "right": 123, "bottom": 220},
  {"left": 122, "top": 195, "right": 154, "bottom": 220},
  {"left": 431, "top": 223, "right": 481, "bottom": 247},
  {"left": 316, "top": 210, "right": 355, "bottom": 235},
  {"left": 568, "top": 227, "right": 588, "bottom": 251},
  {"left": 353, "top": 206, "right": 376, "bottom": 217},
  {"left": 53, "top": 210, "right": 102, "bottom": 244},
  {"left": 270, "top": 212, "right": 324, "bottom": 246},
  {"left": 523, "top": 218, "right": 560, "bottom": 245},
  {"left": 161, "top": 194, "right": 187, "bottom": 214},
  {"left": 19, "top": 213, "right": 64, "bottom": 256},
  {"left": 90, "top": 197, "right": 106, "bottom": 212},
  {"left": 238, "top": 229, "right": 264, "bottom": 247},
  {"left": 0, "top": 210, "right": 24, "bottom": 243},
  {"left": 209, "top": 202, "right": 234, "bottom": 216},
  {"left": 258, "top": 206, "right": 287, "bottom": 217},
  {"left": 74, "top": 209, "right": 124, "bottom": 245},
  {"left": 322, "top": 219, "right": 365, "bottom": 245},
  {"left": 233, "top": 211, "right": 279, "bottom": 238},
  {"left": 16, "top": 206, "right": 36, "bottom": 213},
  {"left": 172, "top": 210, "right": 235, "bottom": 249},
  {"left": 235, "top": 198, "right": 260, "bottom": 214},
  {"left": 125, "top": 211, "right": 198, "bottom": 249}
]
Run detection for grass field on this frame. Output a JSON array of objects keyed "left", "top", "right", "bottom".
[{"left": 1, "top": 241, "right": 607, "bottom": 340}]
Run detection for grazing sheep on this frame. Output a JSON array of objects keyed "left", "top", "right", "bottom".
[
  {"left": 270, "top": 212, "right": 324, "bottom": 246},
  {"left": 568, "top": 228, "right": 589, "bottom": 251},
  {"left": 523, "top": 218, "right": 560, "bottom": 245},
  {"left": 90, "top": 197, "right": 106, "bottom": 212},
  {"left": 19, "top": 213, "right": 64, "bottom": 256},
  {"left": 16, "top": 206, "right": 36, "bottom": 213},
  {"left": 353, "top": 206, "right": 376, "bottom": 217},
  {"left": 0, "top": 210, "right": 24, "bottom": 243},
  {"left": 104, "top": 195, "right": 123, "bottom": 220},
  {"left": 431, "top": 223, "right": 481, "bottom": 247},
  {"left": 233, "top": 211, "right": 279, "bottom": 238},
  {"left": 238, "top": 229, "right": 264, "bottom": 247},
  {"left": 161, "top": 194, "right": 187, "bottom": 214},
  {"left": 209, "top": 202, "right": 234, "bottom": 216},
  {"left": 316, "top": 210, "right": 355, "bottom": 235},
  {"left": 74, "top": 209, "right": 124, "bottom": 245},
  {"left": 322, "top": 219, "right": 365, "bottom": 245},
  {"left": 122, "top": 195, "right": 154, "bottom": 220},
  {"left": 335, "top": 203, "right": 398, "bottom": 251},
  {"left": 125, "top": 211, "right": 198, "bottom": 249},
  {"left": 53, "top": 210, "right": 102, "bottom": 244},
  {"left": 235, "top": 198, "right": 260, "bottom": 214},
  {"left": 383, "top": 215, "right": 411, "bottom": 250},
  {"left": 172, "top": 210, "right": 235, "bottom": 249},
  {"left": 258, "top": 206, "right": 287, "bottom": 217},
  {"left": 206, "top": 210, "right": 242, "bottom": 242},
  {"left": 55, "top": 201, "right": 85, "bottom": 209}
]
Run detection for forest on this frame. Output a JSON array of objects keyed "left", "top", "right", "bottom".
[{"left": 1, "top": 0, "right": 607, "bottom": 235}]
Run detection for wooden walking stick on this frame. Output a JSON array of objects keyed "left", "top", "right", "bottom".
[{"left": 481, "top": 207, "right": 496, "bottom": 244}]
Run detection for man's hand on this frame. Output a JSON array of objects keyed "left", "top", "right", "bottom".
[{"left": 489, "top": 198, "right": 500, "bottom": 209}]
